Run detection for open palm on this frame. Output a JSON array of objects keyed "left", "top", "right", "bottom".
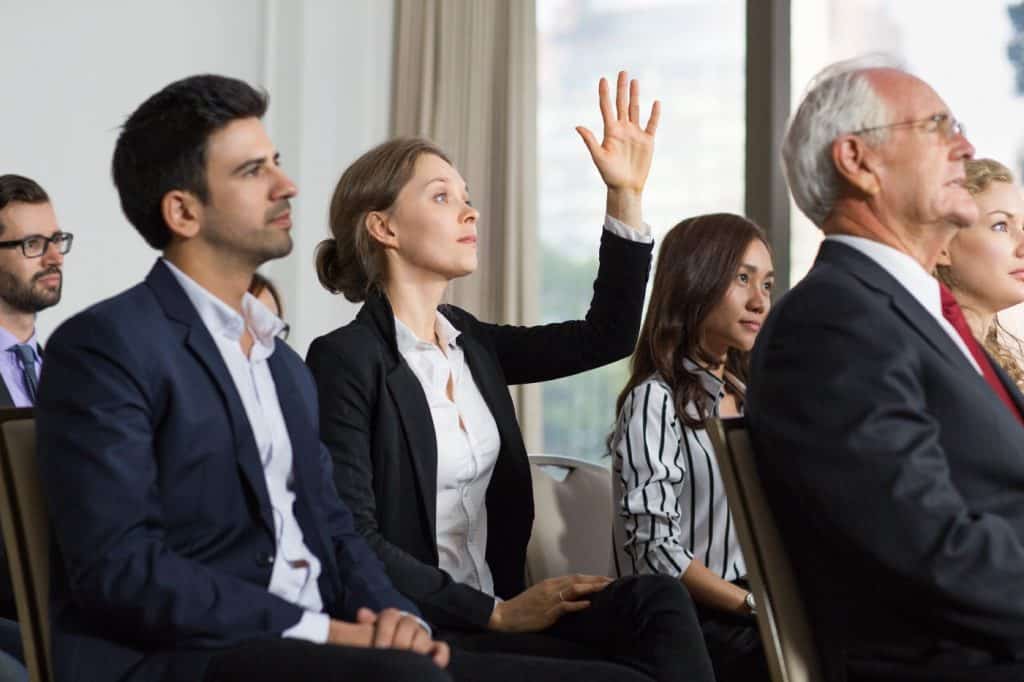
[{"left": 577, "top": 71, "right": 661, "bottom": 194}]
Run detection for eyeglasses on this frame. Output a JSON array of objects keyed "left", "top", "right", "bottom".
[
  {"left": 0, "top": 232, "right": 74, "bottom": 258},
  {"left": 852, "top": 114, "right": 966, "bottom": 141}
]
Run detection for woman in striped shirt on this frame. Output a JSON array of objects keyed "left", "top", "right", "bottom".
[{"left": 610, "top": 213, "right": 773, "bottom": 681}]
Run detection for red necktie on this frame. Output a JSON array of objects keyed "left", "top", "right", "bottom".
[{"left": 940, "top": 284, "right": 1024, "bottom": 425}]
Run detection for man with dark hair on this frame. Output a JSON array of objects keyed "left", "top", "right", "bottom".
[{"left": 36, "top": 74, "right": 451, "bottom": 682}]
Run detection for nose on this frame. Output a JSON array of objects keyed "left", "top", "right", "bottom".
[
  {"left": 950, "top": 130, "right": 975, "bottom": 161},
  {"left": 462, "top": 202, "right": 479, "bottom": 224},
  {"left": 41, "top": 239, "right": 64, "bottom": 266},
  {"left": 747, "top": 285, "right": 767, "bottom": 313},
  {"left": 272, "top": 166, "right": 298, "bottom": 200}
]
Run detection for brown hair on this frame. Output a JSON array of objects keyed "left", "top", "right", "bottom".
[
  {"left": 315, "top": 137, "right": 452, "bottom": 302},
  {"left": 937, "top": 158, "right": 1024, "bottom": 387},
  {"left": 249, "top": 272, "right": 283, "bottom": 316},
  {"left": 614, "top": 213, "right": 771, "bottom": 430}
]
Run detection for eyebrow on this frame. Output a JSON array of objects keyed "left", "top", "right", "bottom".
[
  {"left": 425, "top": 177, "right": 470, "bottom": 192},
  {"left": 988, "top": 210, "right": 1015, "bottom": 218},
  {"left": 231, "top": 152, "right": 280, "bottom": 175},
  {"left": 739, "top": 263, "right": 775, "bottom": 276}
]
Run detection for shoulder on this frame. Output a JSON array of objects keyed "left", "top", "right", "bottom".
[
  {"left": 48, "top": 282, "right": 160, "bottom": 353},
  {"left": 306, "top": 317, "right": 389, "bottom": 392},
  {"left": 621, "top": 374, "right": 678, "bottom": 421}
]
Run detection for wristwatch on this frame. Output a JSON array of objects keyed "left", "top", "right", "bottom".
[{"left": 744, "top": 591, "right": 757, "bottom": 616}]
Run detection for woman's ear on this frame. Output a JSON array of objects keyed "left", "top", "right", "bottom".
[
  {"left": 365, "top": 211, "right": 399, "bottom": 249},
  {"left": 161, "top": 190, "right": 202, "bottom": 240},
  {"left": 936, "top": 245, "right": 953, "bottom": 267}
]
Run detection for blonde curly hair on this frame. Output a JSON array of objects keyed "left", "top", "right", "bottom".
[{"left": 937, "top": 158, "right": 1024, "bottom": 388}]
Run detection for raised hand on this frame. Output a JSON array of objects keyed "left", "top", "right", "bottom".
[{"left": 576, "top": 70, "right": 661, "bottom": 196}]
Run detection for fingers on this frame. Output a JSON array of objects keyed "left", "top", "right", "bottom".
[
  {"left": 645, "top": 99, "right": 662, "bottom": 136},
  {"left": 615, "top": 70, "right": 628, "bottom": 121},
  {"left": 563, "top": 581, "right": 610, "bottom": 601},
  {"left": 391, "top": 615, "right": 420, "bottom": 651},
  {"left": 430, "top": 640, "right": 451, "bottom": 668},
  {"left": 355, "top": 607, "right": 377, "bottom": 625},
  {"left": 628, "top": 77, "right": 640, "bottom": 124},
  {"left": 372, "top": 608, "right": 401, "bottom": 647},
  {"left": 598, "top": 77, "right": 614, "bottom": 130}
]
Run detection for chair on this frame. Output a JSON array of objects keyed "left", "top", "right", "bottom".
[
  {"left": 705, "top": 416, "right": 822, "bottom": 682},
  {"left": 0, "top": 408, "right": 51, "bottom": 682},
  {"left": 525, "top": 454, "right": 615, "bottom": 584}
]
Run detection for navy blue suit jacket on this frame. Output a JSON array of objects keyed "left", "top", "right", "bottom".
[{"left": 36, "top": 260, "right": 418, "bottom": 682}]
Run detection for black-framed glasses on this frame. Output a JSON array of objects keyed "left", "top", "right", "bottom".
[
  {"left": 852, "top": 114, "right": 966, "bottom": 141},
  {"left": 0, "top": 232, "right": 74, "bottom": 258}
]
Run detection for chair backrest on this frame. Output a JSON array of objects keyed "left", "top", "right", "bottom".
[
  {"left": 0, "top": 408, "right": 51, "bottom": 682},
  {"left": 526, "top": 454, "right": 614, "bottom": 584},
  {"left": 705, "top": 416, "right": 821, "bottom": 682}
]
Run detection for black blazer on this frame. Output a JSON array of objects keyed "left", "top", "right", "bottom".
[
  {"left": 747, "top": 241, "right": 1024, "bottom": 675},
  {"left": 307, "top": 230, "right": 652, "bottom": 630},
  {"left": 37, "top": 261, "right": 418, "bottom": 682}
]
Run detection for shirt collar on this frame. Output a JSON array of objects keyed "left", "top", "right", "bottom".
[
  {"left": 825, "top": 235, "right": 942, "bottom": 319},
  {"left": 162, "top": 258, "right": 285, "bottom": 359},
  {"left": 394, "top": 312, "right": 462, "bottom": 355},
  {"left": 0, "top": 325, "right": 37, "bottom": 356},
  {"left": 681, "top": 357, "right": 745, "bottom": 406}
]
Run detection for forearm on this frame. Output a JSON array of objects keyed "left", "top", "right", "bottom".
[{"left": 680, "top": 559, "right": 748, "bottom": 614}]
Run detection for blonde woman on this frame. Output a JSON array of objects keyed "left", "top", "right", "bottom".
[{"left": 937, "top": 158, "right": 1024, "bottom": 387}]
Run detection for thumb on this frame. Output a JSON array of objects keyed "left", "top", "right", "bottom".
[
  {"left": 355, "top": 607, "right": 378, "bottom": 625},
  {"left": 576, "top": 126, "right": 602, "bottom": 160}
]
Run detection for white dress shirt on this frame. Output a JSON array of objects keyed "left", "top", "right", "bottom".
[
  {"left": 395, "top": 312, "right": 502, "bottom": 594},
  {"left": 826, "top": 235, "right": 981, "bottom": 374},
  {"left": 164, "top": 260, "right": 330, "bottom": 643},
  {"left": 394, "top": 216, "right": 652, "bottom": 604}
]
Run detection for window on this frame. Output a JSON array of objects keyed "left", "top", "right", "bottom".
[{"left": 537, "top": 0, "right": 746, "bottom": 459}]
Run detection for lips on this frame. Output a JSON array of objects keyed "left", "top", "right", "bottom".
[
  {"left": 36, "top": 272, "right": 61, "bottom": 287},
  {"left": 269, "top": 211, "right": 292, "bottom": 227},
  {"left": 739, "top": 320, "right": 761, "bottom": 332},
  {"left": 458, "top": 236, "right": 477, "bottom": 245},
  {"left": 1010, "top": 269, "right": 1024, "bottom": 282}
]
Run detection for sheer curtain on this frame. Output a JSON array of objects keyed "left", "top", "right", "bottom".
[{"left": 391, "top": 0, "right": 541, "bottom": 449}]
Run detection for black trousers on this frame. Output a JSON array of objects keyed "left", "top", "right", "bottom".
[
  {"left": 202, "top": 636, "right": 669, "bottom": 682},
  {"left": 440, "top": 574, "right": 715, "bottom": 682},
  {"left": 695, "top": 602, "right": 769, "bottom": 682}
]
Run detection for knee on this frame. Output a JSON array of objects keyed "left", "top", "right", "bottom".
[{"left": 614, "top": 573, "right": 697, "bottom": 620}]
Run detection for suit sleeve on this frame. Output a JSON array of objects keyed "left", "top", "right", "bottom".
[
  {"left": 467, "top": 228, "right": 653, "bottom": 386},
  {"left": 36, "top": 312, "right": 304, "bottom": 647},
  {"left": 747, "top": 296, "right": 1024, "bottom": 644},
  {"left": 306, "top": 336, "right": 497, "bottom": 630}
]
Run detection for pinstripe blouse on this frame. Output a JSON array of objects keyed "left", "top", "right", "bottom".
[{"left": 611, "top": 360, "right": 746, "bottom": 581}]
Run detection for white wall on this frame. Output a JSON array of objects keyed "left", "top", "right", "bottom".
[{"left": 1, "top": 0, "right": 392, "bottom": 354}]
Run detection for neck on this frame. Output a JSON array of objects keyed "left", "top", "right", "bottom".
[
  {"left": 960, "top": 303, "right": 995, "bottom": 344},
  {"left": 0, "top": 307, "right": 35, "bottom": 344},
  {"left": 164, "top": 244, "right": 255, "bottom": 314},
  {"left": 697, "top": 341, "right": 728, "bottom": 379},
  {"left": 826, "top": 201, "right": 956, "bottom": 272},
  {"left": 384, "top": 276, "right": 448, "bottom": 344}
]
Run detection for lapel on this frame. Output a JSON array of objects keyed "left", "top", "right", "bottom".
[
  {"left": 267, "top": 350, "right": 333, "bottom": 569},
  {"left": 989, "top": 349, "right": 1024, "bottom": 416},
  {"left": 361, "top": 292, "right": 440, "bottom": 542},
  {"left": 0, "top": 377, "right": 13, "bottom": 409},
  {"left": 817, "top": 241, "right": 978, "bottom": 376},
  {"left": 453, "top": 329, "right": 518, "bottom": 461},
  {"left": 145, "top": 260, "right": 275, "bottom": 537}
]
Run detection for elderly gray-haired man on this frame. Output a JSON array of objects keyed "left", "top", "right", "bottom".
[{"left": 747, "top": 56, "right": 1024, "bottom": 681}]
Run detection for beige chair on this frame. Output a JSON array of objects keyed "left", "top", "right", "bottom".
[
  {"left": 0, "top": 408, "right": 52, "bottom": 682},
  {"left": 525, "top": 454, "right": 615, "bottom": 584},
  {"left": 705, "top": 416, "right": 822, "bottom": 682}
]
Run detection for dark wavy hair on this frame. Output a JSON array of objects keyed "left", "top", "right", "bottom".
[{"left": 614, "top": 213, "right": 771, "bottom": 430}]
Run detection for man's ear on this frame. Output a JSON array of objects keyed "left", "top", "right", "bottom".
[
  {"left": 365, "top": 211, "right": 399, "bottom": 249},
  {"left": 832, "top": 134, "right": 882, "bottom": 197},
  {"left": 161, "top": 190, "right": 203, "bottom": 240}
]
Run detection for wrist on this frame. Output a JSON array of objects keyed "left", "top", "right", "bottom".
[
  {"left": 487, "top": 600, "right": 505, "bottom": 631},
  {"left": 605, "top": 188, "right": 643, "bottom": 228},
  {"left": 743, "top": 591, "right": 757, "bottom": 616}
]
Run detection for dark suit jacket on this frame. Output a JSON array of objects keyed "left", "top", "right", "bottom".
[
  {"left": 306, "top": 230, "right": 652, "bottom": 631},
  {"left": 747, "top": 240, "right": 1024, "bottom": 676},
  {"left": 35, "top": 261, "right": 418, "bottom": 682}
]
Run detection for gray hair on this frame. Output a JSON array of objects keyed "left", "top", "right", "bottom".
[{"left": 782, "top": 54, "right": 906, "bottom": 227}]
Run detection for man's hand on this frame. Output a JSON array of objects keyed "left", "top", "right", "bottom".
[
  {"left": 487, "top": 574, "right": 613, "bottom": 633},
  {"left": 576, "top": 70, "right": 660, "bottom": 229},
  {"left": 327, "top": 608, "right": 450, "bottom": 668}
]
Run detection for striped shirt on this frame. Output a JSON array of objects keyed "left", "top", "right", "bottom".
[{"left": 611, "top": 360, "right": 746, "bottom": 581}]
